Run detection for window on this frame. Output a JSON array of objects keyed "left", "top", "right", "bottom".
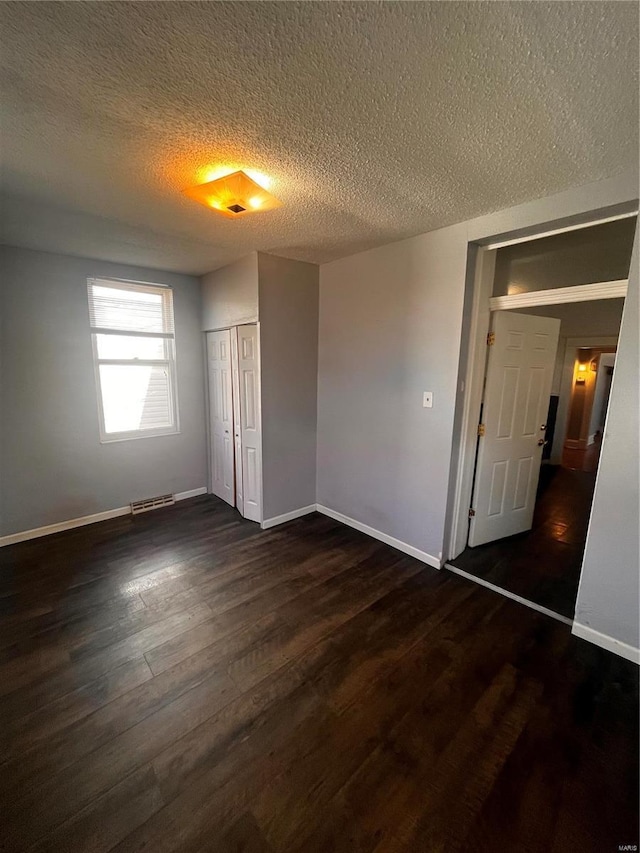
[{"left": 87, "top": 278, "right": 179, "bottom": 442}]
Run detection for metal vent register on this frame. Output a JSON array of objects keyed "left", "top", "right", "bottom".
[{"left": 130, "top": 494, "right": 175, "bottom": 515}]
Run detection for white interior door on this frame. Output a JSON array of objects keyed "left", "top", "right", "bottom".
[
  {"left": 230, "top": 328, "right": 244, "bottom": 513},
  {"left": 236, "top": 324, "right": 263, "bottom": 523},
  {"left": 207, "top": 330, "right": 235, "bottom": 507},
  {"left": 469, "top": 311, "right": 561, "bottom": 547}
]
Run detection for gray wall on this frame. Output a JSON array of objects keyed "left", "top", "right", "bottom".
[
  {"left": 318, "top": 222, "right": 469, "bottom": 561},
  {"left": 317, "top": 168, "right": 639, "bottom": 655},
  {"left": 0, "top": 246, "right": 207, "bottom": 536},
  {"left": 258, "top": 253, "right": 319, "bottom": 520},
  {"left": 494, "top": 216, "right": 636, "bottom": 295},
  {"left": 201, "top": 253, "right": 258, "bottom": 331},
  {"left": 574, "top": 226, "right": 639, "bottom": 650}
]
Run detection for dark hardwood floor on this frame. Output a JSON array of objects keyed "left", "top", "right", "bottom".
[
  {"left": 0, "top": 496, "right": 637, "bottom": 852},
  {"left": 450, "top": 464, "right": 598, "bottom": 619}
]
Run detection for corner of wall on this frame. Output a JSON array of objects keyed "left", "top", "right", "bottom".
[{"left": 258, "top": 252, "right": 320, "bottom": 520}]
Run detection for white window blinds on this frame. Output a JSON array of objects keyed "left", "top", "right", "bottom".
[
  {"left": 88, "top": 281, "right": 175, "bottom": 335},
  {"left": 87, "top": 279, "right": 179, "bottom": 441}
]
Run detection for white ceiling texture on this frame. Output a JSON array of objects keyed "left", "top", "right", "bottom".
[{"left": 0, "top": 1, "right": 637, "bottom": 274}]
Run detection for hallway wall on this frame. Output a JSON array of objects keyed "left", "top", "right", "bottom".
[{"left": 573, "top": 226, "right": 639, "bottom": 660}]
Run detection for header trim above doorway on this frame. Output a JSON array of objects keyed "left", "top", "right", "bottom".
[{"left": 489, "top": 279, "right": 628, "bottom": 311}]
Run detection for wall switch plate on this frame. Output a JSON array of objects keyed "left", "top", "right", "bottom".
[{"left": 423, "top": 391, "right": 433, "bottom": 408}]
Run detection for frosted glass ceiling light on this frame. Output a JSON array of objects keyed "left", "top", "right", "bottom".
[{"left": 184, "top": 170, "right": 282, "bottom": 218}]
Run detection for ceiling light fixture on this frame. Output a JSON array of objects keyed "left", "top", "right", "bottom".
[{"left": 184, "top": 170, "right": 282, "bottom": 218}]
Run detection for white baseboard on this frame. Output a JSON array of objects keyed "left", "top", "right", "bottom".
[
  {"left": 0, "top": 506, "right": 131, "bottom": 547},
  {"left": 316, "top": 504, "right": 441, "bottom": 569},
  {"left": 260, "top": 504, "right": 317, "bottom": 530},
  {"left": 0, "top": 486, "right": 208, "bottom": 548},
  {"left": 572, "top": 622, "right": 640, "bottom": 665},
  {"left": 175, "top": 487, "right": 208, "bottom": 501}
]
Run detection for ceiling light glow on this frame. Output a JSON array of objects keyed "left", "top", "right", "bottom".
[
  {"left": 184, "top": 170, "right": 282, "bottom": 218},
  {"left": 244, "top": 170, "right": 272, "bottom": 190},
  {"left": 197, "top": 166, "right": 273, "bottom": 191}
]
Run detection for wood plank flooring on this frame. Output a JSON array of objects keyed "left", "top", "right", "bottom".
[
  {"left": 0, "top": 495, "right": 637, "bottom": 852},
  {"left": 451, "top": 465, "right": 597, "bottom": 618}
]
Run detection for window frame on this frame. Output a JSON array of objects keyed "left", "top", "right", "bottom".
[{"left": 87, "top": 278, "right": 180, "bottom": 443}]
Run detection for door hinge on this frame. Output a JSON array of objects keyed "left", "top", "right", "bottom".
[
  {"left": 477, "top": 423, "right": 486, "bottom": 437},
  {"left": 468, "top": 508, "right": 476, "bottom": 518},
  {"left": 487, "top": 331, "right": 495, "bottom": 346}
]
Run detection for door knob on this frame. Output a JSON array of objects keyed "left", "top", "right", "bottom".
[
  {"left": 537, "top": 439, "right": 547, "bottom": 446},
  {"left": 540, "top": 424, "right": 547, "bottom": 430}
]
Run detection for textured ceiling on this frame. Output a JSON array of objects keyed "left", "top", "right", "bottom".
[{"left": 0, "top": 1, "right": 638, "bottom": 274}]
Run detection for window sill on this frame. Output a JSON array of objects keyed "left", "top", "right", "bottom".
[{"left": 99, "top": 428, "right": 181, "bottom": 444}]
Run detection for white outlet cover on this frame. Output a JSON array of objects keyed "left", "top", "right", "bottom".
[{"left": 423, "top": 391, "right": 433, "bottom": 408}]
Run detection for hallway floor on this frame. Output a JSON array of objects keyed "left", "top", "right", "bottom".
[{"left": 449, "top": 465, "right": 597, "bottom": 620}]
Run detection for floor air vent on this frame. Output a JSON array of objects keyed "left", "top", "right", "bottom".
[{"left": 130, "top": 494, "right": 175, "bottom": 515}]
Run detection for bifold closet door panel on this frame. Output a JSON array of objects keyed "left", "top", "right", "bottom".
[
  {"left": 236, "top": 324, "right": 263, "bottom": 523},
  {"left": 230, "top": 327, "right": 244, "bottom": 513},
  {"left": 207, "top": 330, "right": 235, "bottom": 507}
]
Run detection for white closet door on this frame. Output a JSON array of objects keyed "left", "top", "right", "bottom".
[
  {"left": 230, "top": 328, "right": 244, "bottom": 513},
  {"left": 236, "top": 324, "right": 263, "bottom": 523},
  {"left": 207, "top": 330, "right": 235, "bottom": 507}
]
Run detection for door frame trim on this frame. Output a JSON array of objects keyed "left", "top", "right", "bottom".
[
  {"left": 480, "top": 210, "right": 637, "bottom": 251},
  {"left": 446, "top": 210, "right": 635, "bottom": 563}
]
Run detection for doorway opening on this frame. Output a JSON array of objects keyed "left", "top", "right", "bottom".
[{"left": 446, "top": 215, "right": 636, "bottom": 621}]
